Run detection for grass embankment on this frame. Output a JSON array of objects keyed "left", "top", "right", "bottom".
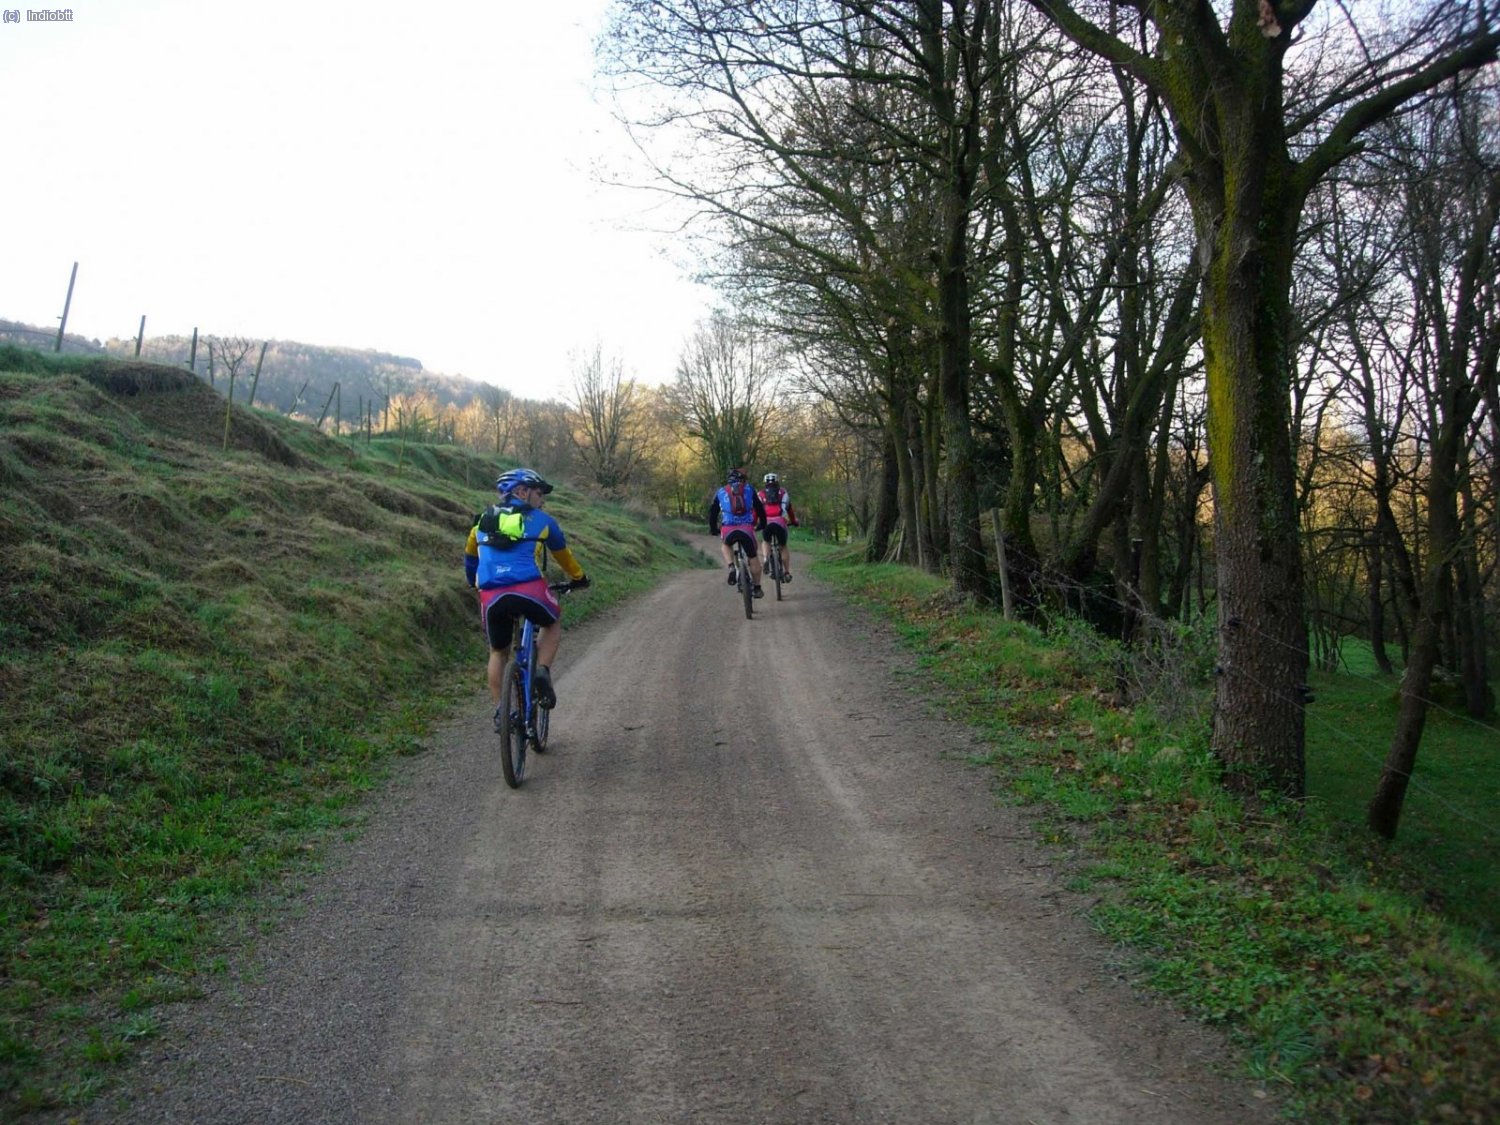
[
  {"left": 0, "top": 346, "right": 703, "bottom": 1116},
  {"left": 809, "top": 549, "right": 1497, "bottom": 1124}
]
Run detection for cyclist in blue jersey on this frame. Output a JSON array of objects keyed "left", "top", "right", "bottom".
[
  {"left": 465, "top": 468, "right": 589, "bottom": 727},
  {"left": 707, "top": 466, "right": 766, "bottom": 599}
]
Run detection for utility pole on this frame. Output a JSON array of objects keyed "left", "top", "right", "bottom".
[
  {"left": 188, "top": 328, "right": 199, "bottom": 374},
  {"left": 54, "top": 262, "right": 78, "bottom": 353},
  {"left": 135, "top": 315, "right": 146, "bottom": 358}
]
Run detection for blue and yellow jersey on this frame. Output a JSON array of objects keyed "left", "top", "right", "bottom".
[{"left": 465, "top": 504, "right": 585, "bottom": 589}]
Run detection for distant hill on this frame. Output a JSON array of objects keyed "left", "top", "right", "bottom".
[
  {"left": 0, "top": 317, "right": 108, "bottom": 355},
  {"left": 0, "top": 317, "right": 500, "bottom": 422}
]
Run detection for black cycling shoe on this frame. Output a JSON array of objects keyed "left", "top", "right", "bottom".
[
  {"left": 752, "top": 585, "right": 765, "bottom": 599},
  {"left": 727, "top": 567, "right": 737, "bottom": 585},
  {"left": 534, "top": 666, "right": 557, "bottom": 710},
  {"left": 493, "top": 705, "right": 505, "bottom": 733}
]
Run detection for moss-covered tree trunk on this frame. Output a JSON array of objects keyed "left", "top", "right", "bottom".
[
  {"left": 1029, "top": 0, "right": 1499, "bottom": 799},
  {"left": 921, "top": 0, "right": 990, "bottom": 600},
  {"left": 1194, "top": 177, "right": 1309, "bottom": 796}
]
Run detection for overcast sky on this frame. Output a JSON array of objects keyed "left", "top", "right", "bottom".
[{"left": 0, "top": 0, "right": 714, "bottom": 401}]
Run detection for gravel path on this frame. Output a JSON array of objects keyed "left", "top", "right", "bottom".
[{"left": 66, "top": 545, "right": 1277, "bottom": 1124}]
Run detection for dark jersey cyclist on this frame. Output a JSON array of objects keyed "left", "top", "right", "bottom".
[
  {"left": 756, "top": 472, "right": 798, "bottom": 581},
  {"left": 465, "top": 468, "right": 588, "bottom": 727},
  {"left": 707, "top": 466, "right": 766, "bottom": 598}
]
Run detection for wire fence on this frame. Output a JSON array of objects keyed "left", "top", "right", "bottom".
[{"left": 918, "top": 514, "right": 1496, "bottom": 843}]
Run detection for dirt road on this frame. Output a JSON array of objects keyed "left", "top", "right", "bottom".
[{"left": 74, "top": 544, "right": 1275, "bottom": 1124}]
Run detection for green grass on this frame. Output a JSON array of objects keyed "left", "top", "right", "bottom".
[
  {"left": 1305, "top": 649, "right": 1497, "bottom": 946},
  {"left": 810, "top": 553, "right": 1499, "bottom": 1123},
  {"left": 0, "top": 349, "right": 703, "bottom": 1116}
]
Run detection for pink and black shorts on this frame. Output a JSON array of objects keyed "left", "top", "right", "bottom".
[
  {"left": 478, "top": 577, "right": 561, "bottom": 650},
  {"left": 720, "top": 525, "right": 758, "bottom": 555}
]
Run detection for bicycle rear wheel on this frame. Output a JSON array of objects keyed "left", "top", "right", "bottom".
[
  {"left": 770, "top": 550, "right": 783, "bottom": 600},
  {"left": 498, "top": 659, "right": 528, "bottom": 788},
  {"left": 737, "top": 547, "right": 754, "bottom": 619},
  {"left": 533, "top": 700, "right": 551, "bottom": 752}
]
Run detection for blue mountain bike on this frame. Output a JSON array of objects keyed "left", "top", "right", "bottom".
[{"left": 499, "top": 582, "right": 576, "bottom": 789}]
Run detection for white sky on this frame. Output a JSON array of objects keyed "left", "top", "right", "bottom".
[{"left": 0, "top": 0, "right": 714, "bottom": 401}]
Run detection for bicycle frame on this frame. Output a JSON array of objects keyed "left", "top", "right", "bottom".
[
  {"left": 514, "top": 617, "right": 540, "bottom": 738},
  {"left": 732, "top": 540, "right": 754, "bottom": 619},
  {"left": 499, "top": 582, "right": 572, "bottom": 788}
]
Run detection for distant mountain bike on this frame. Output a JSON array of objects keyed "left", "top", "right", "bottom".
[
  {"left": 763, "top": 543, "right": 785, "bottom": 601},
  {"left": 499, "top": 582, "right": 576, "bottom": 789},
  {"left": 732, "top": 539, "right": 755, "bottom": 620}
]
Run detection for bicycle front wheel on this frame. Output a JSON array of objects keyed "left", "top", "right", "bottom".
[{"left": 498, "top": 660, "right": 528, "bottom": 788}]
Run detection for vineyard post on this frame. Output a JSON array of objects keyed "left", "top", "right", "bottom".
[
  {"left": 222, "top": 364, "right": 237, "bottom": 451},
  {"left": 54, "top": 261, "right": 77, "bottom": 353},
  {"left": 247, "top": 341, "right": 268, "bottom": 408},
  {"left": 316, "top": 382, "right": 339, "bottom": 430}
]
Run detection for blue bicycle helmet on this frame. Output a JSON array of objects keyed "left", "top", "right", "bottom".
[
  {"left": 726, "top": 466, "right": 747, "bottom": 484},
  {"left": 495, "top": 467, "right": 554, "bottom": 497}
]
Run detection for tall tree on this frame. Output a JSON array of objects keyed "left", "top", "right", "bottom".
[
  {"left": 569, "top": 344, "right": 651, "bottom": 497},
  {"left": 603, "top": 0, "right": 1001, "bottom": 597},
  {"left": 671, "top": 313, "right": 778, "bottom": 477},
  {"left": 1369, "top": 84, "right": 1500, "bottom": 836},
  {"left": 1024, "top": 0, "right": 1500, "bottom": 797}
]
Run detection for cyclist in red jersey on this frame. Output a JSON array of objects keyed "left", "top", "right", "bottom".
[{"left": 756, "top": 471, "right": 798, "bottom": 582}]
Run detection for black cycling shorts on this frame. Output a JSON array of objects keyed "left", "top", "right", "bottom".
[
  {"left": 721, "top": 527, "right": 758, "bottom": 555},
  {"left": 760, "top": 523, "right": 787, "bottom": 546}
]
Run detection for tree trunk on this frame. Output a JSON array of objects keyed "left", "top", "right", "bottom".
[
  {"left": 923, "top": 0, "right": 989, "bottom": 601},
  {"left": 1196, "top": 189, "right": 1309, "bottom": 797},
  {"left": 1455, "top": 523, "right": 1493, "bottom": 717},
  {"left": 1368, "top": 484, "right": 1459, "bottom": 837},
  {"left": 1370, "top": 168, "right": 1496, "bottom": 833},
  {"left": 1364, "top": 534, "right": 1395, "bottom": 675},
  {"left": 868, "top": 424, "right": 901, "bottom": 564}
]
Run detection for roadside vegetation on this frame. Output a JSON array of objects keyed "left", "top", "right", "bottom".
[
  {"left": 0, "top": 348, "right": 703, "bottom": 1116},
  {"left": 808, "top": 547, "right": 1498, "bottom": 1124}
]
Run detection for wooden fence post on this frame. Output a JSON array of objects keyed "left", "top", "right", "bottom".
[{"left": 990, "top": 508, "right": 1013, "bottom": 621}]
